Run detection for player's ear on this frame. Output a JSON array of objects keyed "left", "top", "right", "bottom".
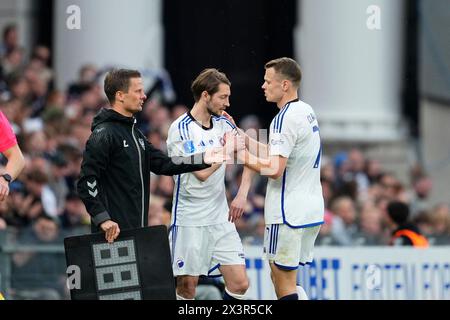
[
  {"left": 282, "top": 80, "right": 290, "bottom": 92},
  {"left": 116, "top": 91, "right": 125, "bottom": 103},
  {"left": 201, "top": 91, "right": 210, "bottom": 101}
]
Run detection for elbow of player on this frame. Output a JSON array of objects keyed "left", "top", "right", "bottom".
[
  {"left": 263, "top": 166, "right": 283, "bottom": 180},
  {"left": 18, "top": 153, "right": 26, "bottom": 172},
  {"left": 268, "top": 172, "right": 283, "bottom": 180},
  {"left": 194, "top": 173, "right": 208, "bottom": 182}
]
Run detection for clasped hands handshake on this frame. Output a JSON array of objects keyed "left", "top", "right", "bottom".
[{"left": 203, "top": 130, "right": 246, "bottom": 165}]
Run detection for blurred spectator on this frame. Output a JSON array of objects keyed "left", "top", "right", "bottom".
[
  {"left": 429, "top": 203, "right": 450, "bottom": 244},
  {"left": 409, "top": 175, "right": 433, "bottom": 218},
  {"left": 7, "top": 74, "right": 31, "bottom": 103},
  {"left": 67, "top": 63, "right": 98, "bottom": 99},
  {"left": 242, "top": 214, "right": 265, "bottom": 246},
  {"left": 329, "top": 196, "right": 358, "bottom": 246},
  {"left": 321, "top": 177, "right": 335, "bottom": 209},
  {"left": 354, "top": 203, "right": 383, "bottom": 245},
  {"left": 412, "top": 211, "right": 435, "bottom": 241},
  {"left": 365, "top": 158, "right": 382, "bottom": 185},
  {"left": 2, "top": 47, "right": 25, "bottom": 76},
  {"left": 316, "top": 210, "right": 340, "bottom": 246},
  {"left": 378, "top": 172, "right": 403, "bottom": 201},
  {"left": 0, "top": 24, "right": 19, "bottom": 57},
  {"left": 347, "top": 148, "right": 370, "bottom": 198},
  {"left": 10, "top": 215, "right": 66, "bottom": 300},
  {"left": 386, "top": 201, "right": 428, "bottom": 247},
  {"left": 25, "top": 168, "right": 57, "bottom": 218},
  {"left": 59, "top": 192, "right": 90, "bottom": 231},
  {"left": 47, "top": 152, "right": 69, "bottom": 215}
]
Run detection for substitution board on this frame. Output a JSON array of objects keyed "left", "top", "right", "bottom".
[{"left": 64, "top": 225, "right": 176, "bottom": 300}]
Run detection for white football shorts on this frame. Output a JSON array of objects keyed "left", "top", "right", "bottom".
[
  {"left": 263, "top": 223, "right": 321, "bottom": 270},
  {"left": 169, "top": 222, "right": 246, "bottom": 277}
]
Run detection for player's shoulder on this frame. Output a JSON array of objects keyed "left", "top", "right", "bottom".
[
  {"left": 168, "top": 112, "right": 190, "bottom": 132},
  {"left": 290, "top": 99, "right": 314, "bottom": 115},
  {"left": 212, "top": 115, "right": 236, "bottom": 130},
  {"left": 170, "top": 112, "right": 190, "bottom": 127},
  {"left": 288, "top": 99, "right": 317, "bottom": 123}
]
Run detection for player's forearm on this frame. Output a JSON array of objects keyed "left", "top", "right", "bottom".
[
  {"left": 3, "top": 145, "right": 25, "bottom": 180},
  {"left": 236, "top": 166, "right": 254, "bottom": 198},
  {"left": 152, "top": 152, "right": 210, "bottom": 175},
  {"left": 238, "top": 150, "right": 278, "bottom": 178},
  {"left": 193, "top": 163, "right": 222, "bottom": 182},
  {"left": 237, "top": 128, "right": 268, "bottom": 158}
]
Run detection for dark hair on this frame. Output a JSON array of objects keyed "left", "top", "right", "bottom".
[
  {"left": 191, "top": 68, "right": 230, "bottom": 102},
  {"left": 3, "top": 24, "right": 17, "bottom": 41},
  {"left": 27, "top": 169, "right": 49, "bottom": 184},
  {"left": 387, "top": 201, "right": 410, "bottom": 225},
  {"left": 104, "top": 69, "right": 141, "bottom": 104},
  {"left": 265, "top": 57, "right": 302, "bottom": 88}
]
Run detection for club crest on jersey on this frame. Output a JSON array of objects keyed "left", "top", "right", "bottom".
[
  {"left": 176, "top": 258, "right": 184, "bottom": 269},
  {"left": 209, "top": 139, "right": 214, "bottom": 145},
  {"left": 183, "top": 140, "right": 195, "bottom": 154},
  {"left": 219, "top": 137, "right": 225, "bottom": 146},
  {"left": 138, "top": 138, "right": 145, "bottom": 150}
]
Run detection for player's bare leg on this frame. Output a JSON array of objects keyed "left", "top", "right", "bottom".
[
  {"left": 176, "top": 275, "right": 199, "bottom": 299},
  {"left": 219, "top": 264, "right": 249, "bottom": 300},
  {"left": 269, "top": 262, "right": 298, "bottom": 299}
]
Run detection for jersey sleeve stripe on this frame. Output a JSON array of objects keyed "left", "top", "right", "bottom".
[
  {"left": 178, "top": 115, "right": 189, "bottom": 140},
  {"left": 277, "top": 104, "right": 291, "bottom": 133},
  {"left": 273, "top": 114, "right": 280, "bottom": 133},
  {"left": 214, "top": 116, "right": 236, "bottom": 129},
  {"left": 221, "top": 117, "right": 236, "bottom": 129}
]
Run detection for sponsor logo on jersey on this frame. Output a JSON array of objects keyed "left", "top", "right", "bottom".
[{"left": 271, "top": 139, "right": 284, "bottom": 145}]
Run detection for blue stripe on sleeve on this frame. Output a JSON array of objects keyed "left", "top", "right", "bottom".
[
  {"left": 184, "top": 118, "right": 193, "bottom": 139},
  {"left": 177, "top": 115, "right": 189, "bottom": 140},
  {"left": 274, "top": 114, "right": 280, "bottom": 133},
  {"left": 277, "top": 104, "right": 291, "bottom": 133}
]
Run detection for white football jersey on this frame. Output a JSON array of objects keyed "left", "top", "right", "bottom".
[
  {"left": 167, "top": 112, "right": 236, "bottom": 226},
  {"left": 265, "top": 99, "right": 324, "bottom": 228}
]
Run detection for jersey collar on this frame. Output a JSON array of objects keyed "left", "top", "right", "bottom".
[{"left": 187, "top": 111, "right": 214, "bottom": 130}]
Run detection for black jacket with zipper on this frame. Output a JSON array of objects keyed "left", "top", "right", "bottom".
[{"left": 77, "top": 108, "right": 210, "bottom": 232}]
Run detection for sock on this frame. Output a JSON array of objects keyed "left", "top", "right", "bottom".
[
  {"left": 223, "top": 287, "right": 246, "bottom": 300},
  {"left": 296, "top": 286, "right": 309, "bottom": 300},
  {"left": 279, "top": 293, "right": 298, "bottom": 300},
  {"left": 177, "top": 293, "right": 194, "bottom": 300}
]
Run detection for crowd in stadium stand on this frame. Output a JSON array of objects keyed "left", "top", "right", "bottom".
[{"left": 1, "top": 23, "right": 449, "bottom": 250}]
